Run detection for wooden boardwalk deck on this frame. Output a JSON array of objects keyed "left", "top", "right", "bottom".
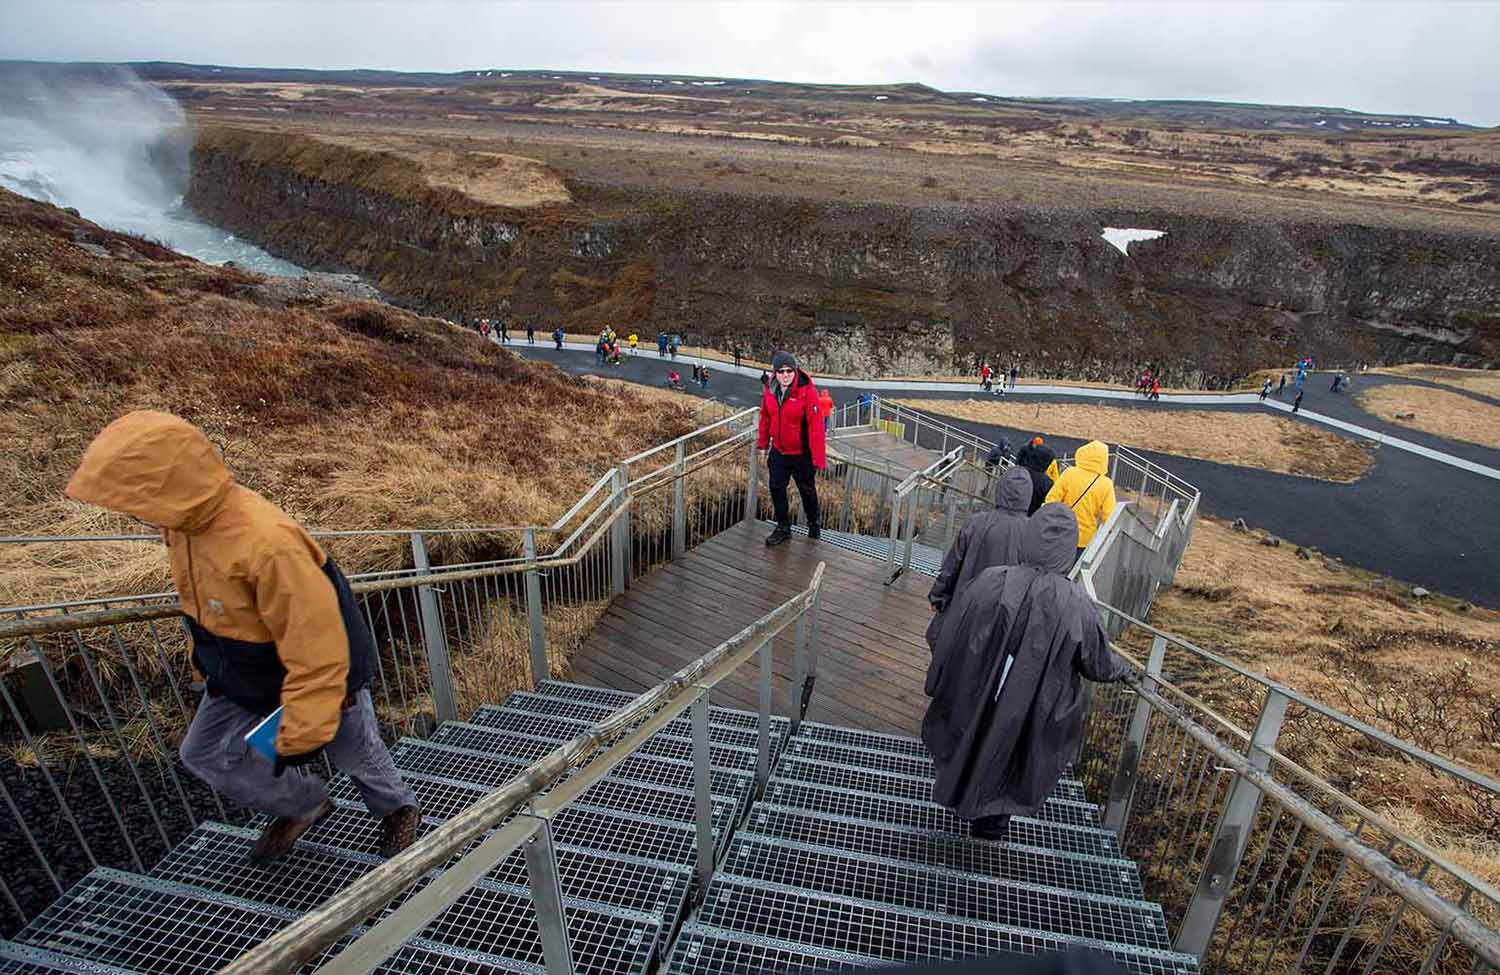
[{"left": 565, "top": 521, "right": 936, "bottom": 736}]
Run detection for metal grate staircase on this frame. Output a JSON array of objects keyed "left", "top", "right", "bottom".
[
  {"left": 1, "top": 681, "right": 1194, "bottom": 975},
  {"left": 665, "top": 720, "right": 1201, "bottom": 975}
]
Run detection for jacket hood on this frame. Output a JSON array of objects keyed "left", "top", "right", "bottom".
[
  {"left": 1075, "top": 440, "right": 1109, "bottom": 476},
  {"left": 995, "top": 466, "right": 1033, "bottom": 513},
  {"left": 1017, "top": 442, "right": 1054, "bottom": 474},
  {"left": 1022, "top": 503, "right": 1080, "bottom": 574},
  {"left": 66, "top": 411, "right": 233, "bottom": 532}
]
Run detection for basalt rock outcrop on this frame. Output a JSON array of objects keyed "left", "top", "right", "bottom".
[{"left": 188, "top": 130, "right": 1500, "bottom": 386}]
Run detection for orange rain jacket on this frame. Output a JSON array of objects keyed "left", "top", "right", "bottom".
[{"left": 67, "top": 411, "right": 374, "bottom": 756}]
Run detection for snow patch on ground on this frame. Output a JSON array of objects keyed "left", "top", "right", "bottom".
[
  {"left": 1101, "top": 227, "right": 1167, "bottom": 256},
  {"left": 1423, "top": 118, "right": 1452, "bottom": 125},
  {"left": 875, "top": 95, "right": 889, "bottom": 101}
]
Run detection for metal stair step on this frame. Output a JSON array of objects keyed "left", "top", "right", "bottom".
[
  {"left": 493, "top": 691, "right": 790, "bottom": 738},
  {"left": 531, "top": 680, "right": 640, "bottom": 707},
  {"left": 721, "top": 835, "right": 1171, "bottom": 951},
  {"left": 693, "top": 876, "right": 1199, "bottom": 975},
  {"left": 434, "top": 720, "right": 759, "bottom": 772},
  {"left": 0, "top": 941, "right": 142, "bottom": 975},
  {"left": 152, "top": 821, "right": 690, "bottom": 925},
  {"left": 467, "top": 706, "right": 770, "bottom": 754},
  {"left": 388, "top": 738, "right": 754, "bottom": 811},
  {"left": 329, "top": 770, "right": 736, "bottom": 844},
  {"left": 742, "top": 804, "right": 1143, "bottom": 900},
  {"left": 10, "top": 868, "right": 545, "bottom": 975},
  {"left": 792, "top": 722, "right": 931, "bottom": 758},
  {"left": 765, "top": 778, "right": 1122, "bottom": 860},
  {"left": 663, "top": 922, "right": 868, "bottom": 974},
  {"left": 773, "top": 757, "right": 1102, "bottom": 828},
  {"left": 783, "top": 736, "right": 1089, "bottom": 803},
  {"left": 284, "top": 798, "right": 709, "bottom": 871}
]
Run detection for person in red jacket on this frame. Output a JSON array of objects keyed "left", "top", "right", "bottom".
[
  {"left": 758, "top": 350, "right": 827, "bottom": 546},
  {"left": 818, "top": 387, "right": 834, "bottom": 433}
]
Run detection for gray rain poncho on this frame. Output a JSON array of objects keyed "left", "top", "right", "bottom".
[
  {"left": 921, "top": 503, "right": 1132, "bottom": 820},
  {"left": 926, "top": 466, "right": 1033, "bottom": 651}
]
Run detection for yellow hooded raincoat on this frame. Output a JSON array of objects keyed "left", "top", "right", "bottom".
[
  {"left": 66, "top": 411, "right": 371, "bottom": 756},
  {"left": 1044, "top": 440, "right": 1117, "bottom": 549}
]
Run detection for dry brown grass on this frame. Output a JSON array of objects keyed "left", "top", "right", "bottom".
[
  {"left": 1357, "top": 384, "right": 1500, "bottom": 450},
  {"left": 0, "top": 188, "right": 712, "bottom": 608},
  {"left": 1371, "top": 363, "right": 1500, "bottom": 399},
  {"left": 894, "top": 398, "right": 1374, "bottom": 481},
  {"left": 1141, "top": 515, "right": 1500, "bottom": 885}
]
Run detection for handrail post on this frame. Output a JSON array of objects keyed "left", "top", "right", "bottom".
[
  {"left": 409, "top": 532, "right": 458, "bottom": 724},
  {"left": 523, "top": 818, "right": 575, "bottom": 975},
  {"left": 523, "top": 529, "right": 547, "bottom": 686},
  {"left": 691, "top": 690, "right": 715, "bottom": 894},
  {"left": 1176, "top": 687, "right": 1291, "bottom": 957},
  {"left": 756, "top": 638, "right": 773, "bottom": 790},
  {"left": 839, "top": 459, "right": 855, "bottom": 533},
  {"left": 887, "top": 488, "right": 902, "bottom": 565},
  {"left": 943, "top": 492, "right": 958, "bottom": 550},
  {"left": 1104, "top": 635, "right": 1166, "bottom": 833},
  {"left": 743, "top": 438, "right": 760, "bottom": 526},
  {"left": 789, "top": 604, "right": 810, "bottom": 734},
  {"left": 672, "top": 442, "right": 687, "bottom": 558},
  {"left": 901, "top": 481, "right": 919, "bottom": 573},
  {"left": 610, "top": 466, "right": 629, "bottom": 596}
]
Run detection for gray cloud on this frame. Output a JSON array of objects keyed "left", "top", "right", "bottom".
[{"left": 1, "top": 0, "right": 1495, "bottom": 125}]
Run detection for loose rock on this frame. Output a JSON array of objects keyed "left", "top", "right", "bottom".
[
  {"left": 1412, "top": 586, "right": 1431, "bottom": 598},
  {"left": 1296, "top": 546, "right": 1312, "bottom": 560},
  {"left": 1260, "top": 535, "right": 1280, "bottom": 547},
  {"left": 1231, "top": 518, "right": 1249, "bottom": 533}
]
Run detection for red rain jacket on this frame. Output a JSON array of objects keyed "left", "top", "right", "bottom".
[{"left": 757, "top": 369, "right": 828, "bottom": 469}]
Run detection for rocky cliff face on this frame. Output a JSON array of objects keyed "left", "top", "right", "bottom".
[{"left": 188, "top": 135, "right": 1500, "bottom": 385}]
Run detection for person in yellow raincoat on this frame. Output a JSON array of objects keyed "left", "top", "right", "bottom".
[
  {"left": 67, "top": 412, "right": 422, "bottom": 864},
  {"left": 1044, "top": 440, "right": 1116, "bottom": 559}
]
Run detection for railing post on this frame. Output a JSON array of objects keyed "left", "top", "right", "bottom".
[
  {"left": 901, "top": 482, "right": 919, "bottom": 572},
  {"left": 743, "top": 439, "right": 760, "bottom": 526},
  {"left": 943, "top": 492, "right": 958, "bottom": 550},
  {"left": 1176, "top": 688, "right": 1291, "bottom": 957},
  {"left": 1104, "top": 636, "right": 1166, "bottom": 833},
  {"left": 523, "top": 818, "right": 575, "bottom": 975},
  {"left": 672, "top": 442, "right": 687, "bottom": 558},
  {"left": 839, "top": 459, "right": 855, "bottom": 533},
  {"left": 610, "top": 465, "right": 629, "bottom": 596},
  {"left": 523, "top": 529, "right": 547, "bottom": 687},
  {"left": 691, "top": 690, "right": 715, "bottom": 894},
  {"left": 887, "top": 489, "right": 903, "bottom": 565},
  {"left": 409, "top": 532, "right": 458, "bottom": 724},
  {"left": 756, "top": 639, "right": 772, "bottom": 790},
  {"left": 876, "top": 460, "right": 894, "bottom": 532}
]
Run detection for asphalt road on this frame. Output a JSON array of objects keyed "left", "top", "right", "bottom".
[{"left": 508, "top": 342, "right": 1500, "bottom": 606}]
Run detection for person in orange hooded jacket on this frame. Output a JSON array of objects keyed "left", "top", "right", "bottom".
[
  {"left": 757, "top": 350, "right": 827, "bottom": 546},
  {"left": 66, "top": 411, "right": 421, "bottom": 863}
]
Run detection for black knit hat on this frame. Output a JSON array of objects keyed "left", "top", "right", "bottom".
[{"left": 771, "top": 350, "right": 798, "bottom": 373}]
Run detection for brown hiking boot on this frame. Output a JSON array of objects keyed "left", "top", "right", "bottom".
[
  {"left": 379, "top": 804, "right": 422, "bottom": 858},
  {"left": 249, "top": 798, "right": 333, "bottom": 864}
]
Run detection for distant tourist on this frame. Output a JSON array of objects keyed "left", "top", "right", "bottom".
[
  {"left": 65, "top": 412, "right": 422, "bottom": 863},
  {"left": 526, "top": 322, "right": 535, "bottom": 344},
  {"left": 499, "top": 320, "right": 510, "bottom": 344},
  {"left": 552, "top": 327, "right": 565, "bottom": 350},
  {"left": 595, "top": 334, "right": 608, "bottom": 365},
  {"left": 658, "top": 333, "right": 669, "bottom": 357},
  {"left": 628, "top": 332, "right": 639, "bottom": 355},
  {"left": 758, "top": 351, "right": 827, "bottom": 546},
  {"left": 1293, "top": 389, "right": 1304, "bottom": 413},
  {"left": 692, "top": 364, "right": 701, "bottom": 383},
  {"left": 819, "top": 387, "right": 835, "bottom": 432},
  {"left": 1277, "top": 373, "right": 1286, "bottom": 397},
  {"left": 983, "top": 438, "right": 1012, "bottom": 476},
  {"left": 922, "top": 504, "right": 1132, "bottom": 841},
  {"left": 733, "top": 345, "right": 743, "bottom": 369},
  {"left": 926, "top": 466, "right": 1034, "bottom": 650},
  {"left": 1149, "top": 378, "right": 1161, "bottom": 401},
  {"left": 1008, "top": 365, "right": 1019, "bottom": 390},
  {"left": 699, "top": 364, "right": 710, "bottom": 389},
  {"left": 1045, "top": 440, "right": 1116, "bottom": 560},
  {"left": 1260, "top": 379, "right": 1272, "bottom": 401},
  {"left": 980, "top": 362, "right": 993, "bottom": 392},
  {"left": 760, "top": 369, "right": 770, "bottom": 388},
  {"left": 670, "top": 334, "right": 680, "bottom": 359}
]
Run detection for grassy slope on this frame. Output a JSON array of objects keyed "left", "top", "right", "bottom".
[{"left": 0, "top": 188, "right": 710, "bottom": 606}]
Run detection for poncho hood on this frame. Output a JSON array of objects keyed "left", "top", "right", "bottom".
[
  {"left": 995, "top": 466, "right": 1032, "bottom": 513},
  {"left": 1023, "top": 503, "right": 1080, "bottom": 573}
]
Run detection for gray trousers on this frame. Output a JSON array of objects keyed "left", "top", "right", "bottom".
[{"left": 179, "top": 688, "right": 417, "bottom": 820}]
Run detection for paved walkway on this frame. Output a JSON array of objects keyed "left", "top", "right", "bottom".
[
  {"left": 505, "top": 340, "right": 1500, "bottom": 605},
  {"left": 524, "top": 339, "right": 1500, "bottom": 482}
]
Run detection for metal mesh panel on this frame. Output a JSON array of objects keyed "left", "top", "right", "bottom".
[
  {"left": 664, "top": 924, "right": 867, "bottom": 975},
  {"left": 723, "top": 837, "right": 1170, "bottom": 950},
  {"left": 0, "top": 942, "right": 143, "bottom": 975},
  {"left": 765, "top": 779, "right": 1122, "bottom": 860},
  {"left": 151, "top": 824, "right": 378, "bottom": 913},
  {"left": 781, "top": 738, "right": 1090, "bottom": 804},
  {"left": 775, "top": 759, "right": 1101, "bottom": 828},
  {"left": 564, "top": 754, "right": 753, "bottom": 806},
  {"left": 745, "top": 805, "right": 1143, "bottom": 900},
  {"left": 393, "top": 875, "right": 659, "bottom": 975},
  {"left": 391, "top": 740, "right": 531, "bottom": 787},
  {"left": 793, "top": 722, "right": 931, "bottom": 758},
  {"left": 262, "top": 800, "right": 439, "bottom": 857},
  {"left": 329, "top": 772, "right": 487, "bottom": 821},
  {"left": 695, "top": 878, "right": 1198, "bottom": 975},
  {"left": 531, "top": 681, "right": 639, "bottom": 707},
  {"left": 567, "top": 777, "right": 735, "bottom": 826},
  {"left": 431, "top": 723, "right": 565, "bottom": 763},
  {"left": 469, "top": 705, "right": 767, "bottom": 752},
  {"left": 496, "top": 692, "right": 789, "bottom": 736}
]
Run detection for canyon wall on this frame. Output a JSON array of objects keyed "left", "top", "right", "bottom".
[{"left": 188, "top": 130, "right": 1500, "bottom": 385}]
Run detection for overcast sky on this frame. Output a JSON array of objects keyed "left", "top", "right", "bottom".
[{"left": 3, "top": 1, "right": 1497, "bottom": 126}]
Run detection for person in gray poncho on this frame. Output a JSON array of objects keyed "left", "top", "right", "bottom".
[
  {"left": 922, "top": 503, "right": 1132, "bottom": 840},
  {"left": 926, "top": 466, "right": 1034, "bottom": 651}
]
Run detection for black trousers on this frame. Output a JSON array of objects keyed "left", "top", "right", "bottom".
[{"left": 768, "top": 449, "right": 820, "bottom": 529}]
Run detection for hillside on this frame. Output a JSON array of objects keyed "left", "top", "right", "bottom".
[{"left": 0, "top": 188, "right": 709, "bottom": 607}]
